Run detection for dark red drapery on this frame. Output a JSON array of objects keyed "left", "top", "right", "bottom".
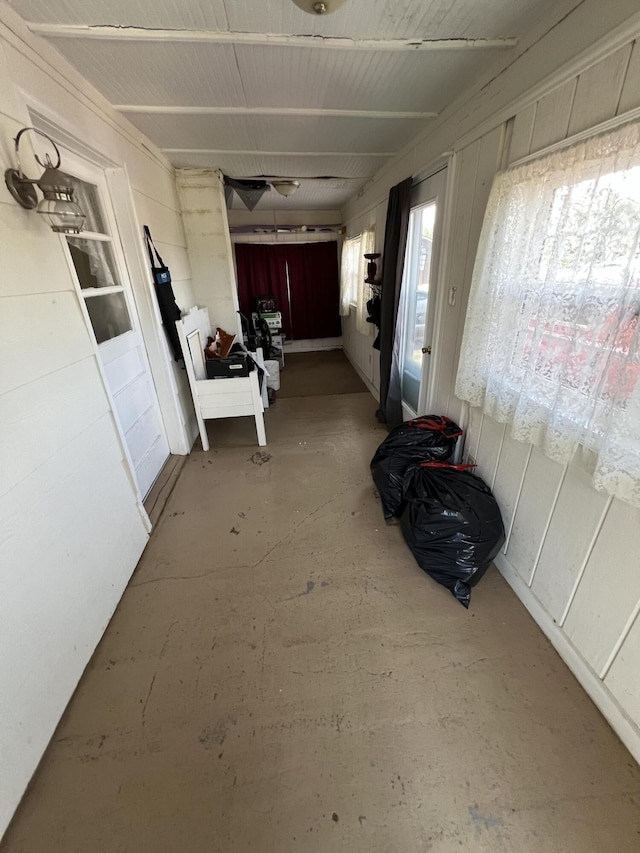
[
  {"left": 286, "top": 242, "right": 341, "bottom": 340},
  {"left": 234, "top": 243, "right": 291, "bottom": 337},
  {"left": 234, "top": 241, "right": 341, "bottom": 340}
]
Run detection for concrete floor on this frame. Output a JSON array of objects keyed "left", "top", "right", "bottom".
[{"left": 3, "top": 381, "right": 640, "bottom": 852}]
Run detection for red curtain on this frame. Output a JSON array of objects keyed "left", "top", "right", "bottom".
[
  {"left": 234, "top": 243, "right": 292, "bottom": 337},
  {"left": 234, "top": 241, "right": 341, "bottom": 340},
  {"left": 285, "top": 242, "right": 342, "bottom": 340}
]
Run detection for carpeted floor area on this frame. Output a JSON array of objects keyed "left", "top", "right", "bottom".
[{"left": 277, "top": 350, "right": 368, "bottom": 398}]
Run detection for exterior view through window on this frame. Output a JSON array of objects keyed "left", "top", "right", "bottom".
[{"left": 400, "top": 202, "right": 437, "bottom": 412}]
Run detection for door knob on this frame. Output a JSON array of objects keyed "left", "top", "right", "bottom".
[{"left": 422, "top": 345, "right": 432, "bottom": 355}]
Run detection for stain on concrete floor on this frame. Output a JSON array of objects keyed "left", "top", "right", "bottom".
[{"left": 2, "top": 392, "right": 640, "bottom": 852}]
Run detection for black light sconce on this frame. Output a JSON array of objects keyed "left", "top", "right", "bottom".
[
  {"left": 364, "top": 252, "right": 381, "bottom": 284},
  {"left": 4, "top": 127, "right": 86, "bottom": 234}
]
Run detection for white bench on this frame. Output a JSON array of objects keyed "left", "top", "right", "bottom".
[{"left": 176, "top": 306, "right": 267, "bottom": 451}]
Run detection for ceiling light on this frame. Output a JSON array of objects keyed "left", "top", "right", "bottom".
[
  {"left": 4, "top": 127, "right": 86, "bottom": 233},
  {"left": 271, "top": 180, "right": 300, "bottom": 198},
  {"left": 291, "top": 0, "right": 347, "bottom": 15}
]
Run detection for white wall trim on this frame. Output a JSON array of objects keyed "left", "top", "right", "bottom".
[
  {"left": 284, "top": 338, "right": 343, "bottom": 353},
  {"left": 495, "top": 552, "right": 640, "bottom": 766}
]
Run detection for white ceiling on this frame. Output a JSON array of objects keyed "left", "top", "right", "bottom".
[{"left": 10, "top": 0, "right": 560, "bottom": 211}]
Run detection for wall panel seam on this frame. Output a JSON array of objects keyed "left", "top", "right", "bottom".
[
  {"left": 503, "top": 443, "right": 532, "bottom": 554},
  {"left": 600, "top": 600, "right": 640, "bottom": 680},
  {"left": 0, "top": 352, "right": 96, "bottom": 395},
  {"left": 558, "top": 494, "right": 613, "bottom": 627},
  {"left": 615, "top": 40, "right": 636, "bottom": 115},
  {"left": 491, "top": 424, "right": 507, "bottom": 491},
  {"left": 527, "top": 463, "right": 568, "bottom": 588}
]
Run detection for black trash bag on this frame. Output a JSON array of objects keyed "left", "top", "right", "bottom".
[
  {"left": 370, "top": 416, "right": 462, "bottom": 519},
  {"left": 400, "top": 462, "right": 505, "bottom": 608}
]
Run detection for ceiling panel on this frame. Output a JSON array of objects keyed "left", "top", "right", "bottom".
[
  {"left": 166, "top": 152, "right": 385, "bottom": 178},
  {"left": 125, "top": 112, "right": 430, "bottom": 154},
  {"left": 12, "top": 0, "right": 557, "bottom": 40},
  {"left": 41, "top": 38, "right": 506, "bottom": 113},
  {"left": 49, "top": 41, "right": 245, "bottom": 107},
  {"left": 8, "top": 0, "right": 229, "bottom": 29},
  {"left": 235, "top": 44, "right": 505, "bottom": 113},
  {"left": 225, "top": 0, "right": 554, "bottom": 39}
]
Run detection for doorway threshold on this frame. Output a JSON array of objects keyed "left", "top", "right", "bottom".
[{"left": 143, "top": 454, "right": 186, "bottom": 527}]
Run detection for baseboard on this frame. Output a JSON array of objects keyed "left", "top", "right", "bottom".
[
  {"left": 284, "top": 337, "right": 343, "bottom": 353},
  {"left": 343, "top": 347, "right": 380, "bottom": 402},
  {"left": 495, "top": 552, "right": 640, "bottom": 766}
]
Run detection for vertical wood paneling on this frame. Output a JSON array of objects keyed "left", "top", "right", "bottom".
[
  {"left": 618, "top": 40, "right": 640, "bottom": 115},
  {"left": 492, "top": 434, "right": 531, "bottom": 544},
  {"left": 448, "top": 127, "right": 504, "bottom": 420},
  {"left": 563, "top": 499, "right": 640, "bottom": 675},
  {"left": 604, "top": 613, "right": 640, "bottom": 727},
  {"left": 431, "top": 141, "right": 479, "bottom": 415},
  {"left": 465, "top": 405, "right": 483, "bottom": 462},
  {"left": 475, "top": 415, "right": 505, "bottom": 488},
  {"left": 531, "top": 464, "right": 610, "bottom": 622},
  {"left": 505, "top": 449, "right": 565, "bottom": 582},
  {"left": 567, "top": 44, "right": 633, "bottom": 136},
  {"left": 508, "top": 102, "right": 537, "bottom": 163},
  {"left": 529, "top": 79, "right": 577, "bottom": 153}
]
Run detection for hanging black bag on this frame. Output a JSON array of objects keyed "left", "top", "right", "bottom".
[{"left": 143, "top": 225, "right": 182, "bottom": 361}]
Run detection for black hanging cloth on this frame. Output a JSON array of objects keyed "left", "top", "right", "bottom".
[{"left": 143, "top": 225, "right": 182, "bottom": 361}]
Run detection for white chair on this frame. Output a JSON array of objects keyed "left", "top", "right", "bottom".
[{"left": 176, "top": 306, "right": 267, "bottom": 451}]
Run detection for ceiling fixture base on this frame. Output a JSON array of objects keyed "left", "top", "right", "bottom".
[{"left": 292, "top": 0, "right": 347, "bottom": 15}]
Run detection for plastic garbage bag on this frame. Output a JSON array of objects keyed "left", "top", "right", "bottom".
[
  {"left": 400, "top": 462, "right": 505, "bottom": 608},
  {"left": 371, "top": 416, "right": 462, "bottom": 519}
]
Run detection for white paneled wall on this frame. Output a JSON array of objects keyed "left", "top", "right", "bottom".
[
  {"left": 464, "top": 42, "right": 640, "bottom": 763},
  {"left": 343, "top": 12, "right": 640, "bottom": 762},
  {"left": 0, "top": 4, "right": 195, "bottom": 835}
]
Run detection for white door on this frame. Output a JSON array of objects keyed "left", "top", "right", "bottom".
[
  {"left": 399, "top": 167, "right": 447, "bottom": 419},
  {"left": 59, "top": 154, "right": 170, "bottom": 498}
]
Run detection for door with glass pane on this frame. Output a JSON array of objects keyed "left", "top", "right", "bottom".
[
  {"left": 59, "top": 155, "right": 170, "bottom": 498},
  {"left": 399, "top": 168, "right": 447, "bottom": 417}
]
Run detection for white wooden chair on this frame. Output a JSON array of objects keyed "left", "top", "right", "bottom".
[{"left": 176, "top": 306, "right": 267, "bottom": 451}]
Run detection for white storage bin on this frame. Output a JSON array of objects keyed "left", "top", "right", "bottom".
[{"left": 264, "top": 359, "right": 281, "bottom": 391}]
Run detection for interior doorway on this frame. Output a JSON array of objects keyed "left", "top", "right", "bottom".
[{"left": 398, "top": 167, "right": 448, "bottom": 419}]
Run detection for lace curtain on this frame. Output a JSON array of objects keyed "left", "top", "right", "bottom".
[
  {"left": 339, "top": 236, "right": 357, "bottom": 317},
  {"left": 356, "top": 227, "right": 376, "bottom": 335},
  {"left": 456, "top": 119, "right": 640, "bottom": 508}
]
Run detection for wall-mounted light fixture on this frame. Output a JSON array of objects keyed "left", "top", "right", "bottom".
[{"left": 4, "top": 127, "right": 86, "bottom": 233}]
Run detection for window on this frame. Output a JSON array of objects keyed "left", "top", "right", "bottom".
[
  {"left": 339, "top": 227, "right": 375, "bottom": 334},
  {"left": 340, "top": 234, "right": 362, "bottom": 309},
  {"left": 62, "top": 171, "right": 133, "bottom": 344},
  {"left": 456, "top": 119, "right": 640, "bottom": 508}
]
